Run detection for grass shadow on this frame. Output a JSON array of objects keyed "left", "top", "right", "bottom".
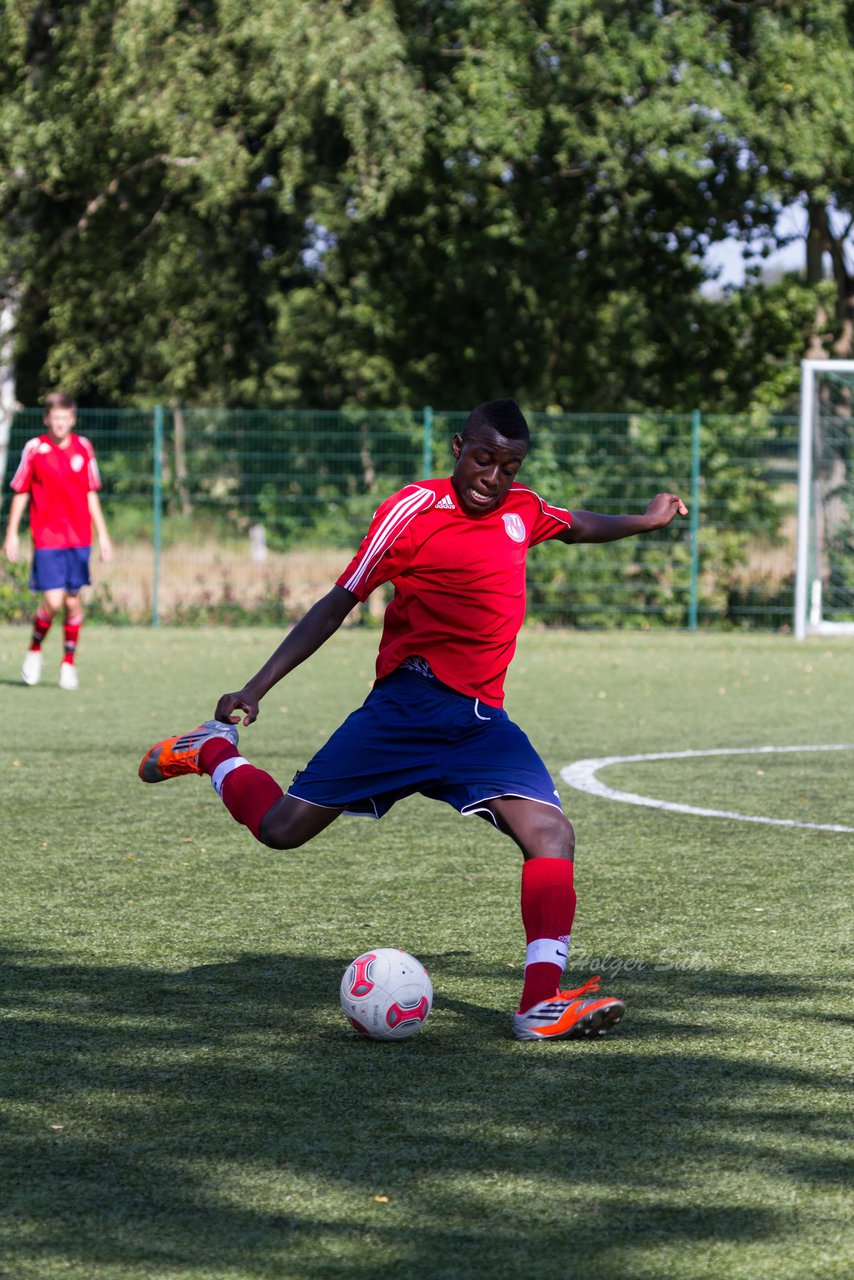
[{"left": 0, "top": 947, "right": 848, "bottom": 1277}]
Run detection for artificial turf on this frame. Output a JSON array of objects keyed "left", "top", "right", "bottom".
[{"left": 2, "top": 625, "right": 852, "bottom": 1279}]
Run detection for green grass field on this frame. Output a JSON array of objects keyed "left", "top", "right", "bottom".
[{"left": 2, "top": 624, "right": 852, "bottom": 1280}]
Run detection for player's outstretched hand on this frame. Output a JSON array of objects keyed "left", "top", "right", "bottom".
[
  {"left": 645, "top": 492, "right": 688, "bottom": 529},
  {"left": 215, "top": 689, "right": 260, "bottom": 727}
]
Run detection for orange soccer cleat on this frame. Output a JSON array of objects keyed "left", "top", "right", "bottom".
[
  {"left": 139, "top": 720, "right": 239, "bottom": 784},
  {"left": 512, "top": 975, "right": 625, "bottom": 1042}
]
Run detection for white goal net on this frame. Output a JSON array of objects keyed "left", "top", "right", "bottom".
[{"left": 795, "top": 360, "right": 854, "bottom": 638}]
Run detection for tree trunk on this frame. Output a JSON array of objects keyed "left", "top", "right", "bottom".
[
  {"left": 0, "top": 298, "right": 18, "bottom": 489},
  {"left": 806, "top": 198, "right": 828, "bottom": 286},
  {"left": 806, "top": 197, "right": 854, "bottom": 358},
  {"left": 805, "top": 199, "right": 829, "bottom": 357}
]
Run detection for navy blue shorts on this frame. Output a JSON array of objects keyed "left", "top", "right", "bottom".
[
  {"left": 30, "top": 547, "right": 91, "bottom": 593},
  {"left": 288, "top": 667, "right": 563, "bottom": 823}
]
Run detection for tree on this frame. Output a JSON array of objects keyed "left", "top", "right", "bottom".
[
  {"left": 701, "top": 0, "right": 854, "bottom": 357},
  {"left": 270, "top": 0, "right": 831, "bottom": 412},
  {"left": 0, "top": 0, "right": 428, "bottom": 405},
  {"left": 2, "top": 0, "right": 853, "bottom": 413}
]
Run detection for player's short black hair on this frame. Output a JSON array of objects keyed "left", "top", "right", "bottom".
[{"left": 462, "top": 398, "right": 530, "bottom": 443}]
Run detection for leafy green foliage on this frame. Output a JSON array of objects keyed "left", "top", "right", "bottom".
[
  {"left": 0, "top": 555, "right": 31, "bottom": 622},
  {"left": 1, "top": 0, "right": 427, "bottom": 405},
  {"left": 4, "top": 2, "right": 854, "bottom": 410}
]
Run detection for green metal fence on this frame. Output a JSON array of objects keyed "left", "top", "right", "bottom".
[{"left": 1, "top": 407, "right": 799, "bottom": 629}]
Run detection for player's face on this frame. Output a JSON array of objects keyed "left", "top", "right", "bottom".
[
  {"left": 451, "top": 427, "right": 528, "bottom": 516},
  {"left": 44, "top": 407, "right": 76, "bottom": 445}
]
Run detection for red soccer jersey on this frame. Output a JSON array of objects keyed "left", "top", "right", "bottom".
[
  {"left": 337, "top": 477, "right": 573, "bottom": 706},
  {"left": 10, "top": 433, "right": 101, "bottom": 550}
]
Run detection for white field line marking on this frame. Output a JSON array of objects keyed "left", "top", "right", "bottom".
[{"left": 560, "top": 745, "right": 854, "bottom": 834}]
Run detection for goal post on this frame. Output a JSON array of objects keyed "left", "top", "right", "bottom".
[{"left": 795, "top": 359, "right": 854, "bottom": 639}]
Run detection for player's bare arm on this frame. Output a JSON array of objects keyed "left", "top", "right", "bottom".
[
  {"left": 216, "top": 584, "right": 358, "bottom": 726},
  {"left": 557, "top": 492, "right": 688, "bottom": 544},
  {"left": 3, "top": 492, "right": 30, "bottom": 561},
  {"left": 88, "top": 492, "right": 113, "bottom": 562}
]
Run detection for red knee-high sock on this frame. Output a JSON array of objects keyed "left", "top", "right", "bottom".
[
  {"left": 30, "top": 606, "right": 52, "bottom": 651},
  {"left": 63, "top": 611, "right": 82, "bottom": 664},
  {"left": 519, "top": 858, "right": 576, "bottom": 1013},
  {"left": 198, "top": 738, "right": 284, "bottom": 842}
]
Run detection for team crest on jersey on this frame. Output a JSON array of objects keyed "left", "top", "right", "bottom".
[
  {"left": 71, "top": 453, "right": 85, "bottom": 472},
  {"left": 502, "top": 512, "right": 526, "bottom": 543}
]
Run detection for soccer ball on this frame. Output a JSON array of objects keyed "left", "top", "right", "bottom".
[{"left": 340, "top": 948, "right": 433, "bottom": 1041}]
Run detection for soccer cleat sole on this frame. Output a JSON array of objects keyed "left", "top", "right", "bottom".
[
  {"left": 566, "top": 1000, "right": 625, "bottom": 1039},
  {"left": 139, "top": 743, "right": 189, "bottom": 783}
]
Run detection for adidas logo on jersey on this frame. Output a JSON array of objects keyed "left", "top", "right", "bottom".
[{"left": 436, "top": 494, "right": 456, "bottom": 510}]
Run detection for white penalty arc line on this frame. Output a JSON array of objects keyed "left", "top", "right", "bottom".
[{"left": 560, "top": 745, "right": 854, "bottom": 834}]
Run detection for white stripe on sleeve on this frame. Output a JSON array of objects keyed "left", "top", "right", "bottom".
[
  {"left": 10, "top": 438, "right": 41, "bottom": 492},
  {"left": 80, "top": 438, "right": 101, "bottom": 490},
  {"left": 513, "top": 485, "right": 573, "bottom": 532},
  {"left": 342, "top": 486, "right": 436, "bottom": 595}
]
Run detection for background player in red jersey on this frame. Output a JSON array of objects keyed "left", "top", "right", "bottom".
[
  {"left": 3, "top": 392, "right": 112, "bottom": 690},
  {"left": 140, "top": 399, "right": 687, "bottom": 1041}
]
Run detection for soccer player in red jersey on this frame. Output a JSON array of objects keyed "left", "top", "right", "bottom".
[
  {"left": 140, "top": 399, "right": 687, "bottom": 1040},
  {"left": 4, "top": 392, "right": 112, "bottom": 690}
]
